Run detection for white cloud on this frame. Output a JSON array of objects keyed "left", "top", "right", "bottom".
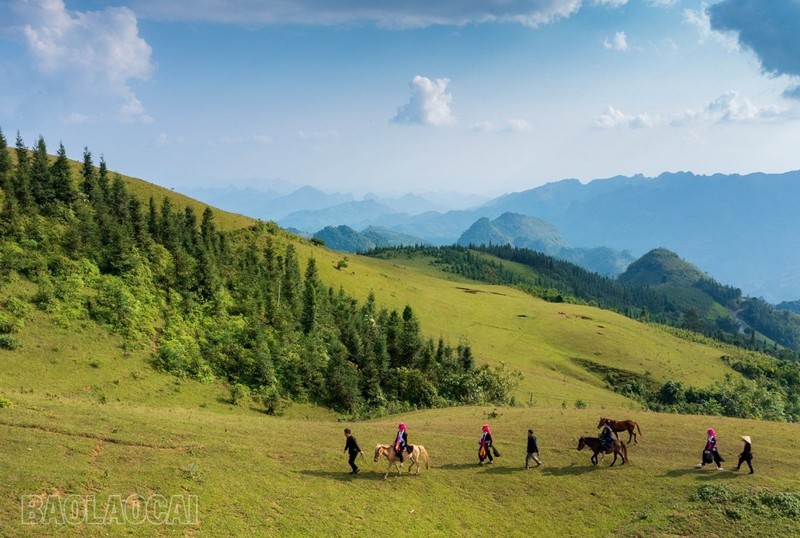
[
  {"left": 603, "top": 31, "right": 628, "bottom": 51},
  {"left": 597, "top": 92, "right": 791, "bottom": 130},
  {"left": 591, "top": 0, "right": 628, "bottom": 7},
  {"left": 65, "top": 112, "right": 89, "bottom": 124},
  {"left": 9, "top": 0, "right": 154, "bottom": 121},
  {"left": 131, "top": 0, "right": 582, "bottom": 28},
  {"left": 676, "top": 91, "right": 786, "bottom": 124},
  {"left": 469, "top": 120, "right": 495, "bottom": 132},
  {"left": 504, "top": 118, "right": 533, "bottom": 132},
  {"left": 299, "top": 130, "right": 340, "bottom": 141},
  {"left": 392, "top": 75, "right": 456, "bottom": 127},
  {"left": 683, "top": 6, "right": 739, "bottom": 51},
  {"left": 594, "top": 106, "right": 656, "bottom": 129}
]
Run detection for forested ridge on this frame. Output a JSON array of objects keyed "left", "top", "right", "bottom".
[
  {"left": 370, "top": 244, "right": 800, "bottom": 358},
  {"left": 0, "top": 129, "right": 520, "bottom": 415}
]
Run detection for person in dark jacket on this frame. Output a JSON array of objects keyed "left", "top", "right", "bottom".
[
  {"left": 343, "top": 428, "right": 362, "bottom": 474},
  {"left": 736, "top": 435, "right": 754, "bottom": 474},
  {"left": 599, "top": 424, "right": 614, "bottom": 452},
  {"left": 478, "top": 424, "right": 494, "bottom": 465},
  {"left": 525, "top": 429, "right": 542, "bottom": 469},
  {"left": 697, "top": 428, "right": 724, "bottom": 470}
]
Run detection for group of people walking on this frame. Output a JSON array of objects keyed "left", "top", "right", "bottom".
[
  {"left": 697, "top": 428, "right": 755, "bottom": 474},
  {"left": 345, "top": 422, "right": 756, "bottom": 475},
  {"left": 343, "top": 422, "right": 544, "bottom": 474}
]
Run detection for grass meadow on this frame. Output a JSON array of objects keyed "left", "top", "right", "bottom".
[{"left": 1, "top": 237, "right": 799, "bottom": 536}]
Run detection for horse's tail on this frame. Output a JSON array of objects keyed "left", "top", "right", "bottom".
[
  {"left": 419, "top": 446, "right": 430, "bottom": 470},
  {"left": 635, "top": 421, "right": 642, "bottom": 437}
]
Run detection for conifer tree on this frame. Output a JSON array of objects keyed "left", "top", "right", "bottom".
[
  {"left": 13, "top": 132, "right": 33, "bottom": 209},
  {"left": 50, "top": 142, "right": 76, "bottom": 206},
  {"left": 30, "top": 136, "right": 55, "bottom": 209},
  {"left": 0, "top": 128, "right": 12, "bottom": 192}
]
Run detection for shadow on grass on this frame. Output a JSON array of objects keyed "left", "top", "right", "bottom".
[
  {"left": 540, "top": 464, "right": 606, "bottom": 476},
  {"left": 298, "top": 469, "right": 390, "bottom": 482},
  {"left": 663, "top": 467, "right": 740, "bottom": 481},
  {"left": 439, "top": 462, "right": 482, "bottom": 471}
]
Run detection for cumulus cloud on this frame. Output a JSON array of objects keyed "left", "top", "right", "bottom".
[
  {"left": 131, "top": 0, "right": 582, "bottom": 28},
  {"left": 676, "top": 91, "right": 786, "bottom": 124},
  {"left": 603, "top": 31, "right": 628, "bottom": 51},
  {"left": 709, "top": 0, "right": 800, "bottom": 98},
  {"left": 683, "top": 6, "right": 739, "bottom": 51},
  {"left": 594, "top": 106, "right": 656, "bottom": 129},
  {"left": 392, "top": 76, "right": 456, "bottom": 126},
  {"left": 8, "top": 0, "right": 154, "bottom": 121},
  {"left": 597, "top": 91, "right": 791, "bottom": 129}
]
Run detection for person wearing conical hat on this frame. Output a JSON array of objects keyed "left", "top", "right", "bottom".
[{"left": 736, "top": 435, "right": 754, "bottom": 474}]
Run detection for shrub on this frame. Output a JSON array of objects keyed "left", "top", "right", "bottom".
[
  {"left": 0, "top": 335, "right": 20, "bottom": 350},
  {"left": 229, "top": 383, "right": 251, "bottom": 406},
  {"left": 0, "top": 396, "right": 13, "bottom": 408}
]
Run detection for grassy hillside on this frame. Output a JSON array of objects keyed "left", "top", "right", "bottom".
[
  {"left": 1, "top": 141, "right": 799, "bottom": 535},
  {"left": 5, "top": 238, "right": 799, "bottom": 536}
]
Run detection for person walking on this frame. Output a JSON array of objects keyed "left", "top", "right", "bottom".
[
  {"left": 525, "top": 429, "right": 542, "bottom": 469},
  {"left": 697, "top": 428, "right": 724, "bottom": 470},
  {"left": 736, "top": 435, "right": 754, "bottom": 474},
  {"left": 478, "top": 424, "right": 494, "bottom": 465},
  {"left": 343, "top": 428, "right": 362, "bottom": 475}
]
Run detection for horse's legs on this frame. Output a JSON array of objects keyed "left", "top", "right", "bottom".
[{"left": 591, "top": 451, "right": 598, "bottom": 465}]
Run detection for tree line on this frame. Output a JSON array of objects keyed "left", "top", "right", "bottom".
[{"left": 0, "top": 129, "right": 521, "bottom": 415}]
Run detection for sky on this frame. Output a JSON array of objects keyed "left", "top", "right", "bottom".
[{"left": 1, "top": 0, "right": 799, "bottom": 196}]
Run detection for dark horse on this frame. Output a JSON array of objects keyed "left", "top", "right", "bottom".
[
  {"left": 577, "top": 436, "right": 628, "bottom": 466},
  {"left": 598, "top": 417, "right": 642, "bottom": 444}
]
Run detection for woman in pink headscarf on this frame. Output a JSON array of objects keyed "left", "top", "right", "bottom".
[
  {"left": 478, "top": 424, "right": 494, "bottom": 465},
  {"left": 697, "top": 428, "right": 724, "bottom": 470},
  {"left": 394, "top": 422, "right": 409, "bottom": 465}
]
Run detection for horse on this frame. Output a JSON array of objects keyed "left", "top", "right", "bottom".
[
  {"left": 373, "top": 444, "right": 430, "bottom": 479},
  {"left": 577, "top": 436, "right": 628, "bottom": 466},
  {"left": 598, "top": 417, "right": 642, "bottom": 444}
]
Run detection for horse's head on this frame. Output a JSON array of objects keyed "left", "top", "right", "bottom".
[
  {"left": 597, "top": 417, "right": 608, "bottom": 429},
  {"left": 373, "top": 445, "right": 386, "bottom": 462},
  {"left": 577, "top": 437, "right": 586, "bottom": 451}
]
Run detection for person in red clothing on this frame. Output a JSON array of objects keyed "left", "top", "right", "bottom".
[
  {"left": 697, "top": 428, "right": 724, "bottom": 470},
  {"left": 394, "top": 422, "right": 409, "bottom": 465},
  {"left": 478, "top": 424, "right": 494, "bottom": 465}
]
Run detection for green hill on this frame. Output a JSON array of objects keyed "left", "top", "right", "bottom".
[
  {"left": 618, "top": 248, "right": 707, "bottom": 287},
  {"left": 1, "top": 131, "right": 800, "bottom": 536}
]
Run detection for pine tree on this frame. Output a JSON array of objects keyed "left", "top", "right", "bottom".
[
  {"left": 13, "top": 132, "right": 33, "bottom": 209},
  {"left": 50, "top": 142, "right": 76, "bottom": 206},
  {"left": 30, "top": 136, "right": 54, "bottom": 209},
  {"left": 0, "top": 128, "right": 12, "bottom": 192}
]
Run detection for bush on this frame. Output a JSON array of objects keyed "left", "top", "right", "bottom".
[
  {"left": 229, "top": 383, "right": 251, "bottom": 406},
  {"left": 0, "top": 334, "right": 20, "bottom": 350},
  {"left": 4, "top": 296, "right": 31, "bottom": 318},
  {"left": 0, "top": 396, "right": 13, "bottom": 408},
  {"left": 257, "top": 385, "right": 287, "bottom": 416}
]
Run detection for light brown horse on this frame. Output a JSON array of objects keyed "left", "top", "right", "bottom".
[
  {"left": 598, "top": 417, "right": 642, "bottom": 444},
  {"left": 373, "top": 444, "right": 429, "bottom": 479},
  {"left": 578, "top": 436, "right": 628, "bottom": 466}
]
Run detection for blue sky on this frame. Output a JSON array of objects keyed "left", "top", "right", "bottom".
[{"left": 1, "top": 0, "right": 799, "bottom": 195}]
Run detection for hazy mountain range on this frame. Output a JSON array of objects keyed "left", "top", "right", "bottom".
[{"left": 189, "top": 170, "right": 800, "bottom": 302}]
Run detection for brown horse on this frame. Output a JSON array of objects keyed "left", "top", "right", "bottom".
[
  {"left": 598, "top": 417, "right": 642, "bottom": 444},
  {"left": 373, "top": 444, "right": 430, "bottom": 479},
  {"left": 577, "top": 436, "right": 628, "bottom": 466}
]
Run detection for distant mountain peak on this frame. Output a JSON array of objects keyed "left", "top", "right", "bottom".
[{"left": 618, "top": 248, "right": 706, "bottom": 287}]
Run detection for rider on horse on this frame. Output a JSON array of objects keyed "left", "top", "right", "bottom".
[
  {"left": 395, "top": 423, "right": 409, "bottom": 465},
  {"left": 599, "top": 423, "right": 614, "bottom": 452}
]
